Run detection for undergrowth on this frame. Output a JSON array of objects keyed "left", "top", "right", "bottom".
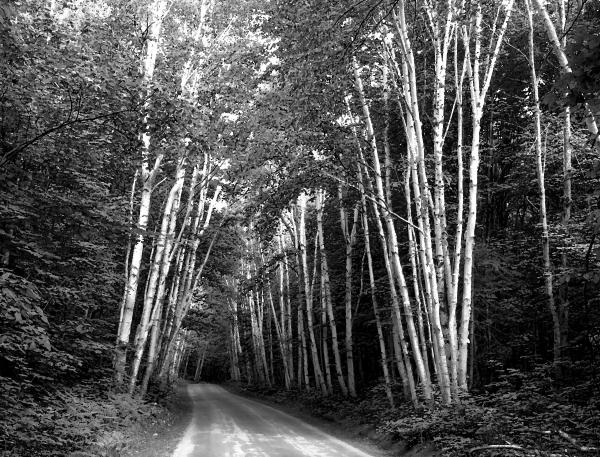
[
  {"left": 0, "top": 379, "right": 176, "bottom": 457},
  {"left": 237, "top": 363, "right": 600, "bottom": 456}
]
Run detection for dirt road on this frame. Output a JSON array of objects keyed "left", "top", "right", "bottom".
[{"left": 171, "top": 383, "right": 380, "bottom": 457}]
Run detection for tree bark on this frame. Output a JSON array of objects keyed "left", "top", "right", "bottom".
[
  {"left": 114, "top": 0, "right": 168, "bottom": 386},
  {"left": 458, "top": 0, "right": 515, "bottom": 390},
  {"left": 297, "top": 193, "right": 328, "bottom": 394}
]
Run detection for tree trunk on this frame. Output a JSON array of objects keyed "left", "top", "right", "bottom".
[
  {"left": 359, "top": 179, "right": 394, "bottom": 407},
  {"left": 353, "top": 55, "right": 430, "bottom": 401},
  {"left": 129, "top": 163, "right": 186, "bottom": 393},
  {"left": 297, "top": 193, "right": 328, "bottom": 394},
  {"left": 458, "top": 0, "right": 515, "bottom": 390},
  {"left": 194, "top": 343, "right": 208, "bottom": 382},
  {"left": 315, "top": 189, "right": 348, "bottom": 395},
  {"left": 338, "top": 186, "right": 359, "bottom": 397},
  {"left": 114, "top": 0, "right": 168, "bottom": 386}
]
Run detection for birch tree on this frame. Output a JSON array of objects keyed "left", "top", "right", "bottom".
[
  {"left": 316, "top": 189, "right": 348, "bottom": 395},
  {"left": 458, "top": 0, "right": 515, "bottom": 390},
  {"left": 524, "top": 0, "right": 558, "bottom": 369},
  {"left": 114, "top": 0, "right": 167, "bottom": 385},
  {"left": 297, "top": 192, "right": 328, "bottom": 394}
]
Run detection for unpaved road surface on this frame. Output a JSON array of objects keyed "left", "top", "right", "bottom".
[{"left": 171, "top": 383, "right": 379, "bottom": 457}]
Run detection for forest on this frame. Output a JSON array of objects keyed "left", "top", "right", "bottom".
[{"left": 1, "top": 0, "right": 600, "bottom": 456}]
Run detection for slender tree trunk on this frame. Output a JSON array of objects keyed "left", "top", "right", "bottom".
[
  {"left": 353, "top": 55, "right": 430, "bottom": 401},
  {"left": 298, "top": 193, "right": 328, "bottom": 394},
  {"left": 338, "top": 186, "right": 359, "bottom": 397},
  {"left": 525, "top": 0, "right": 560, "bottom": 367},
  {"left": 265, "top": 260, "right": 291, "bottom": 389},
  {"left": 359, "top": 181, "right": 394, "bottom": 407},
  {"left": 448, "top": 31, "right": 467, "bottom": 397},
  {"left": 356, "top": 155, "right": 417, "bottom": 404},
  {"left": 458, "top": 0, "right": 515, "bottom": 390},
  {"left": 558, "top": 0, "right": 571, "bottom": 365},
  {"left": 286, "top": 213, "right": 311, "bottom": 391},
  {"left": 315, "top": 189, "right": 348, "bottom": 395},
  {"left": 114, "top": 0, "right": 167, "bottom": 386},
  {"left": 194, "top": 343, "right": 208, "bottom": 382},
  {"left": 129, "top": 163, "right": 186, "bottom": 393},
  {"left": 114, "top": 156, "right": 162, "bottom": 385},
  {"left": 279, "top": 230, "right": 295, "bottom": 384}
]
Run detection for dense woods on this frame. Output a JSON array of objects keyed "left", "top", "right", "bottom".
[{"left": 1, "top": 0, "right": 600, "bottom": 455}]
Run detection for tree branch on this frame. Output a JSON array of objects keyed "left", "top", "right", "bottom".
[{"left": 0, "top": 109, "right": 134, "bottom": 168}]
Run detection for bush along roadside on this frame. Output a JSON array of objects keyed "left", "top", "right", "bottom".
[
  {"left": 0, "top": 379, "right": 187, "bottom": 457},
  {"left": 229, "top": 364, "right": 600, "bottom": 457}
]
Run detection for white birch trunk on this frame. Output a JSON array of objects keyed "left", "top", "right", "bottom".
[
  {"left": 353, "top": 56, "right": 431, "bottom": 401},
  {"left": 338, "top": 186, "right": 360, "bottom": 397},
  {"left": 297, "top": 193, "right": 328, "bottom": 394},
  {"left": 114, "top": 0, "right": 167, "bottom": 385},
  {"left": 129, "top": 163, "right": 186, "bottom": 393},
  {"left": 315, "top": 189, "right": 348, "bottom": 395},
  {"left": 359, "top": 177, "right": 394, "bottom": 407},
  {"left": 525, "top": 0, "right": 561, "bottom": 366},
  {"left": 458, "top": 0, "right": 515, "bottom": 390}
]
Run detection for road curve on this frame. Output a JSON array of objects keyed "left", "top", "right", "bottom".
[{"left": 171, "top": 383, "right": 379, "bottom": 457}]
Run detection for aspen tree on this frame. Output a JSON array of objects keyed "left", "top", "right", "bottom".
[
  {"left": 247, "top": 274, "right": 265, "bottom": 384},
  {"left": 119, "top": 170, "right": 139, "bottom": 327},
  {"left": 276, "top": 242, "right": 291, "bottom": 386},
  {"left": 390, "top": 0, "right": 453, "bottom": 403},
  {"left": 530, "top": 0, "right": 594, "bottom": 365},
  {"left": 227, "top": 278, "right": 243, "bottom": 383},
  {"left": 157, "top": 180, "right": 222, "bottom": 382},
  {"left": 403, "top": 162, "right": 432, "bottom": 386},
  {"left": 255, "top": 288, "right": 271, "bottom": 386},
  {"left": 357, "top": 157, "right": 418, "bottom": 404},
  {"left": 310, "top": 227, "right": 333, "bottom": 394},
  {"left": 448, "top": 29, "right": 467, "bottom": 397},
  {"left": 320, "top": 287, "right": 333, "bottom": 394}
]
